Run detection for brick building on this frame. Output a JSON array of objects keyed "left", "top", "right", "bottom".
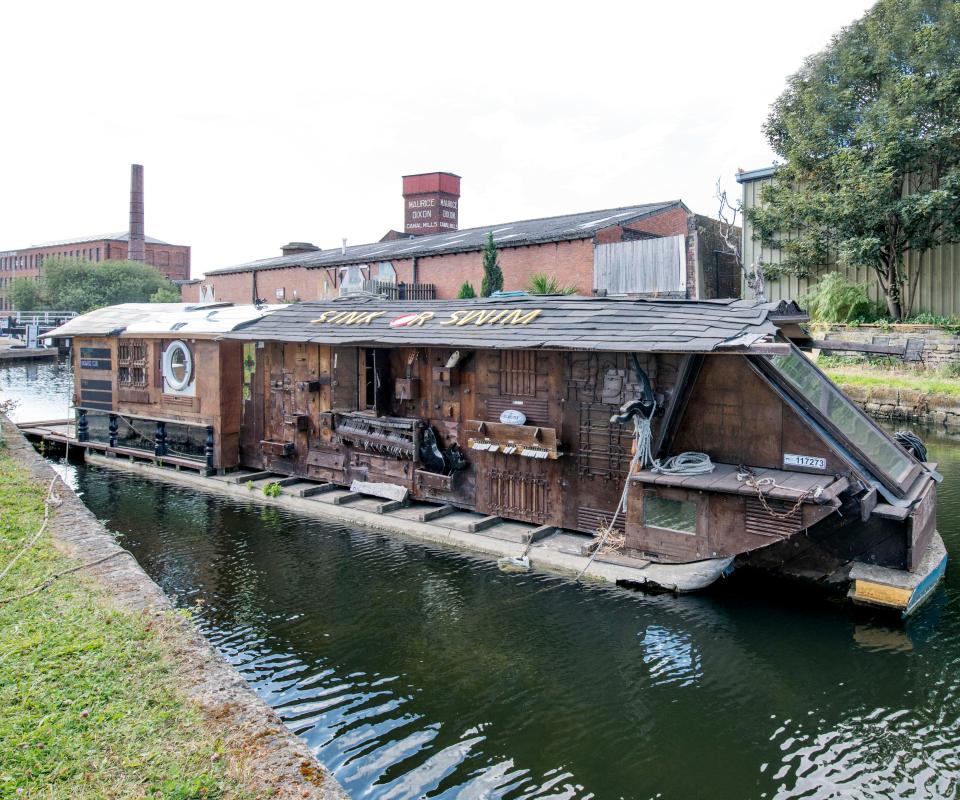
[
  {"left": 0, "top": 233, "right": 191, "bottom": 311},
  {"left": 184, "top": 173, "right": 738, "bottom": 305}
]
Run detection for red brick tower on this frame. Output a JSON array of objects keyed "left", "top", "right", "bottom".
[{"left": 402, "top": 172, "right": 460, "bottom": 236}]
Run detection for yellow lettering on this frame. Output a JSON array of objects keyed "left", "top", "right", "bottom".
[
  {"left": 456, "top": 311, "right": 483, "bottom": 326},
  {"left": 485, "top": 310, "right": 511, "bottom": 325},
  {"left": 311, "top": 310, "right": 335, "bottom": 324},
  {"left": 440, "top": 310, "right": 468, "bottom": 326},
  {"left": 516, "top": 310, "right": 542, "bottom": 325},
  {"left": 498, "top": 310, "right": 524, "bottom": 325},
  {"left": 410, "top": 311, "right": 434, "bottom": 326}
]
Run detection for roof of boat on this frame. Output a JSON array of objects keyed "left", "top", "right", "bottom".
[
  {"left": 44, "top": 302, "right": 281, "bottom": 338},
  {"left": 222, "top": 295, "right": 804, "bottom": 353}
]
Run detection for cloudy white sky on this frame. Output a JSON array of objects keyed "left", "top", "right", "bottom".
[{"left": 1, "top": 0, "right": 873, "bottom": 278}]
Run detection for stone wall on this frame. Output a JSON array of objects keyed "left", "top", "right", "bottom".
[
  {"left": 812, "top": 323, "right": 960, "bottom": 370},
  {"left": 835, "top": 383, "right": 960, "bottom": 431}
]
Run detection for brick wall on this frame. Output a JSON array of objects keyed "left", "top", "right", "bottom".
[
  {"left": 625, "top": 207, "right": 688, "bottom": 237},
  {"left": 814, "top": 324, "right": 960, "bottom": 369}
]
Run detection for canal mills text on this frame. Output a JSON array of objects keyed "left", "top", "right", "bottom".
[{"left": 32, "top": 295, "right": 947, "bottom": 616}]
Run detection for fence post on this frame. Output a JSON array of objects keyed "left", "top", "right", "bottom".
[
  {"left": 77, "top": 409, "right": 89, "bottom": 442},
  {"left": 205, "top": 425, "right": 215, "bottom": 471},
  {"left": 108, "top": 414, "right": 118, "bottom": 448},
  {"left": 154, "top": 421, "right": 167, "bottom": 457}
]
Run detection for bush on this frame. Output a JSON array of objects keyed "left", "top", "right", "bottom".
[
  {"left": 802, "top": 273, "right": 880, "bottom": 323},
  {"left": 457, "top": 281, "right": 477, "bottom": 299},
  {"left": 527, "top": 273, "right": 577, "bottom": 295}
]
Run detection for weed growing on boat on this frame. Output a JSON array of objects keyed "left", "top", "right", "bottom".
[
  {"left": 263, "top": 481, "right": 282, "bottom": 498},
  {"left": 245, "top": 479, "right": 254, "bottom": 491}
]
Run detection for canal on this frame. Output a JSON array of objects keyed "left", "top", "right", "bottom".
[{"left": 5, "top": 360, "right": 960, "bottom": 798}]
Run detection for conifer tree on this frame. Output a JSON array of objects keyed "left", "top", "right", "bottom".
[{"left": 480, "top": 233, "right": 504, "bottom": 297}]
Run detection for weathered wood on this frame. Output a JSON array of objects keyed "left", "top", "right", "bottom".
[
  {"left": 375, "top": 499, "right": 405, "bottom": 514},
  {"left": 418, "top": 504, "right": 456, "bottom": 522},
  {"left": 330, "top": 492, "right": 364, "bottom": 505},
  {"left": 467, "top": 515, "right": 501, "bottom": 532},
  {"left": 812, "top": 339, "right": 907, "bottom": 356},
  {"left": 229, "top": 470, "right": 274, "bottom": 483},
  {"left": 298, "top": 483, "right": 338, "bottom": 497},
  {"left": 594, "top": 235, "right": 686, "bottom": 295}
]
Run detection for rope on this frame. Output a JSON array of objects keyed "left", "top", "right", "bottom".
[
  {"left": 0, "top": 475, "right": 62, "bottom": 588},
  {"left": 651, "top": 452, "right": 714, "bottom": 475},
  {"left": 113, "top": 413, "right": 199, "bottom": 460},
  {"left": 575, "top": 414, "right": 650, "bottom": 581},
  {"left": 736, "top": 465, "right": 823, "bottom": 521},
  {"left": 0, "top": 549, "right": 135, "bottom": 606}
]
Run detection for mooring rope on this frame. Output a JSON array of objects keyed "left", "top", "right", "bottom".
[{"left": 0, "top": 475, "right": 62, "bottom": 588}]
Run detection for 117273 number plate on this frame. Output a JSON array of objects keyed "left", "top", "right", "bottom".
[{"left": 783, "top": 453, "right": 827, "bottom": 470}]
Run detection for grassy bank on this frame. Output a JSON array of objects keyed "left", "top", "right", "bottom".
[
  {"left": 0, "top": 452, "right": 251, "bottom": 799},
  {"left": 824, "top": 366, "right": 960, "bottom": 398}
]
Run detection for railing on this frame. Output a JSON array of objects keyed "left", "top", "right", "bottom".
[
  {"left": 13, "top": 310, "right": 78, "bottom": 327},
  {"left": 356, "top": 280, "right": 436, "bottom": 300}
]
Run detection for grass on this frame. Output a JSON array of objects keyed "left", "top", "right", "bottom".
[
  {"left": 0, "top": 453, "right": 252, "bottom": 800},
  {"left": 824, "top": 367, "right": 960, "bottom": 397}
]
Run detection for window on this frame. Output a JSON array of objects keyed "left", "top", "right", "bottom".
[
  {"left": 763, "top": 347, "right": 916, "bottom": 488},
  {"left": 118, "top": 339, "right": 148, "bottom": 386},
  {"left": 644, "top": 494, "right": 698, "bottom": 534},
  {"left": 500, "top": 350, "right": 537, "bottom": 396},
  {"left": 163, "top": 341, "right": 193, "bottom": 391}
]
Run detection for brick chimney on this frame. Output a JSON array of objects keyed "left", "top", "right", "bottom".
[
  {"left": 402, "top": 172, "right": 460, "bottom": 236},
  {"left": 128, "top": 164, "right": 145, "bottom": 262},
  {"left": 281, "top": 241, "right": 320, "bottom": 257}
]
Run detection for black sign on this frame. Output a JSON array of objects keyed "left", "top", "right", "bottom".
[
  {"left": 80, "top": 347, "right": 111, "bottom": 359},
  {"left": 80, "top": 359, "right": 111, "bottom": 370}
]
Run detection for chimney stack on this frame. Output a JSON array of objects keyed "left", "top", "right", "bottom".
[
  {"left": 402, "top": 172, "right": 460, "bottom": 236},
  {"left": 281, "top": 241, "right": 320, "bottom": 257},
  {"left": 128, "top": 164, "right": 145, "bottom": 262}
]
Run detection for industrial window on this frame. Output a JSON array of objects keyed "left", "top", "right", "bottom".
[
  {"left": 499, "top": 350, "right": 537, "bottom": 397},
  {"left": 117, "top": 339, "right": 148, "bottom": 386},
  {"left": 644, "top": 494, "right": 697, "bottom": 535},
  {"left": 764, "top": 347, "right": 916, "bottom": 489}
]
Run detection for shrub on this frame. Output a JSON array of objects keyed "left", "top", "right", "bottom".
[
  {"left": 802, "top": 273, "right": 879, "bottom": 323},
  {"left": 263, "top": 481, "right": 282, "bottom": 497},
  {"left": 527, "top": 273, "right": 577, "bottom": 295},
  {"left": 457, "top": 281, "right": 477, "bottom": 299}
]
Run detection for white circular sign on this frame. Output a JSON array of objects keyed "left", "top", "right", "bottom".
[
  {"left": 499, "top": 409, "right": 526, "bottom": 425},
  {"left": 163, "top": 340, "right": 194, "bottom": 391}
]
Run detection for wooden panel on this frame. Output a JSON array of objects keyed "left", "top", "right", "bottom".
[
  {"left": 487, "top": 467, "right": 549, "bottom": 524},
  {"left": 909, "top": 480, "right": 937, "bottom": 571},
  {"left": 593, "top": 235, "right": 686, "bottom": 294}
]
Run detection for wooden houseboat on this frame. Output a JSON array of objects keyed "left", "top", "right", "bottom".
[
  {"left": 43, "top": 295, "right": 945, "bottom": 614},
  {"left": 218, "top": 295, "right": 944, "bottom": 612},
  {"left": 44, "top": 302, "right": 277, "bottom": 470}
]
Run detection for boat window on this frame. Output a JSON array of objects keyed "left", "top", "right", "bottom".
[
  {"left": 118, "top": 339, "right": 148, "bottom": 387},
  {"left": 763, "top": 348, "right": 914, "bottom": 486},
  {"left": 644, "top": 495, "right": 697, "bottom": 535}
]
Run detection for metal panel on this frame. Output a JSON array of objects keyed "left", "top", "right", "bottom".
[
  {"left": 593, "top": 236, "right": 686, "bottom": 295},
  {"left": 741, "top": 175, "right": 960, "bottom": 316}
]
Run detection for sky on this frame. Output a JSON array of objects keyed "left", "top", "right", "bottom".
[{"left": 0, "top": 0, "right": 874, "bottom": 279}]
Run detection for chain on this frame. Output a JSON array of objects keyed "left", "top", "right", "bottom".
[{"left": 736, "top": 465, "right": 823, "bottom": 521}]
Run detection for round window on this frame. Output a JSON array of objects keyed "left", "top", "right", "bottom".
[{"left": 163, "top": 340, "right": 194, "bottom": 391}]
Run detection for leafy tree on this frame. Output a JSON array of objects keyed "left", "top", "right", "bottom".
[
  {"left": 7, "top": 278, "right": 43, "bottom": 311},
  {"left": 457, "top": 281, "right": 477, "bottom": 299},
  {"left": 479, "top": 233, "right": 504, "bottom": 297},
  {"left": 150, "top": 284, "right": 182, "bottom": 303},
  {"left": 527, "top": 273, "right": 577, "bottom": 295},
  {"left": 801, "top": 273, "right": 880, "bottom": 323},
  {"left": 747, "top": 0, "right": 960, "bottom": 319},
  {"left": 33, "top": 258, "right": 181, "bottom": 313}
]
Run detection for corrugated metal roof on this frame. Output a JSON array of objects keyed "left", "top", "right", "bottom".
[
  {"left": 222, "top": 294, "right": 785, "bottom": 353},
  {"left": 23, "top": 232, "right": 174, "bottom": 249},
  {"left": 735, "top": 166, "right": 777, "bottom": 184},
  {"left": 44, "top": 303, "right": 279, "bottom": 338},
  {"left": 204, "top": 201, "right": 684, "bottom": 276}
]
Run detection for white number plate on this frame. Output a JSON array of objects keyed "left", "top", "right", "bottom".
[{"left": 784, "top": 454, "right": 827, "bottom": 470}]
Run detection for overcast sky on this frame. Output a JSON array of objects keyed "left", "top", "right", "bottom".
[{"left": 1, "top": 0, "right": 873, "bottom": 278}]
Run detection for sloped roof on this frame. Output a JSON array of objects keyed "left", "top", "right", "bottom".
[
  {"left": 222, "top": 294, "right": 788, "bottom": 353},
  {"left": 205, "top": 201, "right": 685, "bottom": 276},
  {"left": 44, "top": 303, "right": 278, "bottom": 338},
  {"left": 26, "top": 232, "right": 175, "bottom": 249}
]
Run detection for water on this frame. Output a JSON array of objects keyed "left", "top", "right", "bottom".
[
  {"left": 0, "top": 355, "right": 74, "bottom": 422},
  {"left": 7, "top": 361, "right": 960, "bottom": 799}
]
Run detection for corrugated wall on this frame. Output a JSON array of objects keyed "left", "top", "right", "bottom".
[
  {"left": 594, "top": 236, "right": 686, "bottom": 295},
  {"left": 741, "top": 176, "right": 960, "bottom": 316}
]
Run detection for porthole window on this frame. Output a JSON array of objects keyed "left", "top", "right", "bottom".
[{"left": 163, "top": 340, "right": 194, "bottom": 391}]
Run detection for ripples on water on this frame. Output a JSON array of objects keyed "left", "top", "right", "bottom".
[{"left": 11, "top": 362, "right": 960, "bottom": 798}]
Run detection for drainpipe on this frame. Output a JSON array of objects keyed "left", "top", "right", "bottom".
[
  {"left": 252, "top": 269, "right": 258, "bottom": 304},
  {"left": 412, "top": 256, "right": 419, "bottom": 286}
]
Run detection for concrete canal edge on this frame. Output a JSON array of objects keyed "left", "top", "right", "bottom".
[{"left": 1, "top": 416, "right": 349, "bottom": 800}]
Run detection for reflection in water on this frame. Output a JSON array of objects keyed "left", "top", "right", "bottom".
[
  {"left": 11, "top": 360, "right": 960, "bottom": 798},
  {"left": 0, "top": 356, "right": 74, "bottom": 422}
]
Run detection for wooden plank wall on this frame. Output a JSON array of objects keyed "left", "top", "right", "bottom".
[{"left": 593, "top": 235, "right": 686, "bottom": 295}]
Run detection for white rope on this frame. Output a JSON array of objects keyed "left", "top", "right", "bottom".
[
  {"left": 0, "top": 476, "right": 62, "bottom": 588},
  {"left": 651, "top": 452, "right": 715, "bottom": 476}
]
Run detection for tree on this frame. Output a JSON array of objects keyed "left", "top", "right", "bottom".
[
  {"left": 527, "top": 273, "right": 577, "bottom": 295},
  {"left": 479, "top": 233, "right": 504, "bottom": 297},
  {"left": 747, "top": 0, "right": 960, "bottom": 319},
  {"left": 35, "top": 258, "right": 181, "bottom": 312},
  {"left": 457, "top": 281, "right": 477, "bottom": 299},
  {"left": 7, "top": 278, "right": 43, "bottom": 311},
  {"left": 713, "top": 178, "right": 764, "bottom": 301}
]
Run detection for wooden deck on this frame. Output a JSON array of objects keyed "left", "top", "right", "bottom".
[
  {"left": 631, "top": 462, "right": 849, "bottom": 504},
  {"left": 17, "top": 419, "right": 211, "bottom": 474}
]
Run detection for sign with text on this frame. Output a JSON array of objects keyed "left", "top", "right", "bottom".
[
  {"left": 404, "top": 193, "right": 459, "bottom": 234},
  {"left": 783, "top": 453, "right": 827, "bottom": 470}
]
